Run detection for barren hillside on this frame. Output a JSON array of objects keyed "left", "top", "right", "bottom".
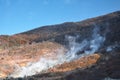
[{"left": 0, "top": 11, "right": 120, "bottom": 80}]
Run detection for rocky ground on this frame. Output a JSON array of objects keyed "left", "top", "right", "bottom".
[
  {"left": 5, "top": 51, "right": 119, "bottom": 80},
  {"left": 0, "top": 41, "right": 67, "bottom": 78},
  {"left": 0, "top": 11, "right": 120, "bottom": 80}
]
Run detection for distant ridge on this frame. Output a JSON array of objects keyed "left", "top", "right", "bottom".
[{"left": 0, "top": 11, "right": 120, "bottom": 48}]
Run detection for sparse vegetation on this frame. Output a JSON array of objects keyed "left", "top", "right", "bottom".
[{"left": 0, "top": 11, "right": 120, "bottom": 80}]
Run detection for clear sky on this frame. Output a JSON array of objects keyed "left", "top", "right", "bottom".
[{"left": 0, "top": 0, "right": 120, "bottom": 35}]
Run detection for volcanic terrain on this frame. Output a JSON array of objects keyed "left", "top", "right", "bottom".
[{"left": 0, "top": 11, "right": 120, "bottom": 80}]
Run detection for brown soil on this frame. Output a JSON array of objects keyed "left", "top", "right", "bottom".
[
  {"left": 0, "top": 41, "right": 67, "bottom": 78},
  {"left": 48, "top": 54, "right": 100, "bottom": 73}
]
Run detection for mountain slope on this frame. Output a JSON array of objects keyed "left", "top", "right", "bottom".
[
  {"left": 0, "top": 11, "right": 120, "bottom": 80},
  {"left": 21, "top": 11, "right": 120, "bottom": 45},
  {"left": 1, "top": 11, "right": 120, "bottom": 48}
]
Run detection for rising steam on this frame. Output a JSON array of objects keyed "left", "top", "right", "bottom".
[
  {"left": 9, "top": 26, "right": 106, "bottom": 78},
  {"left": 65, "top": 26, "right": 105, "bottom": 61}
]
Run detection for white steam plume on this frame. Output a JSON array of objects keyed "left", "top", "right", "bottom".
[
  {"left": 8, "top": 26, "right": 106, "bottom": 78},
  {"left": 9, "top": 49, "right": 66, "bottom": 78},
  {"left": 65, "top": 26, "right": 105, "bottom": 61}
]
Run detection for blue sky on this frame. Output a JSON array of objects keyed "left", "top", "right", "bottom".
[{"left": 0, "top": 0, "right": 120, "bottom": 35}]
